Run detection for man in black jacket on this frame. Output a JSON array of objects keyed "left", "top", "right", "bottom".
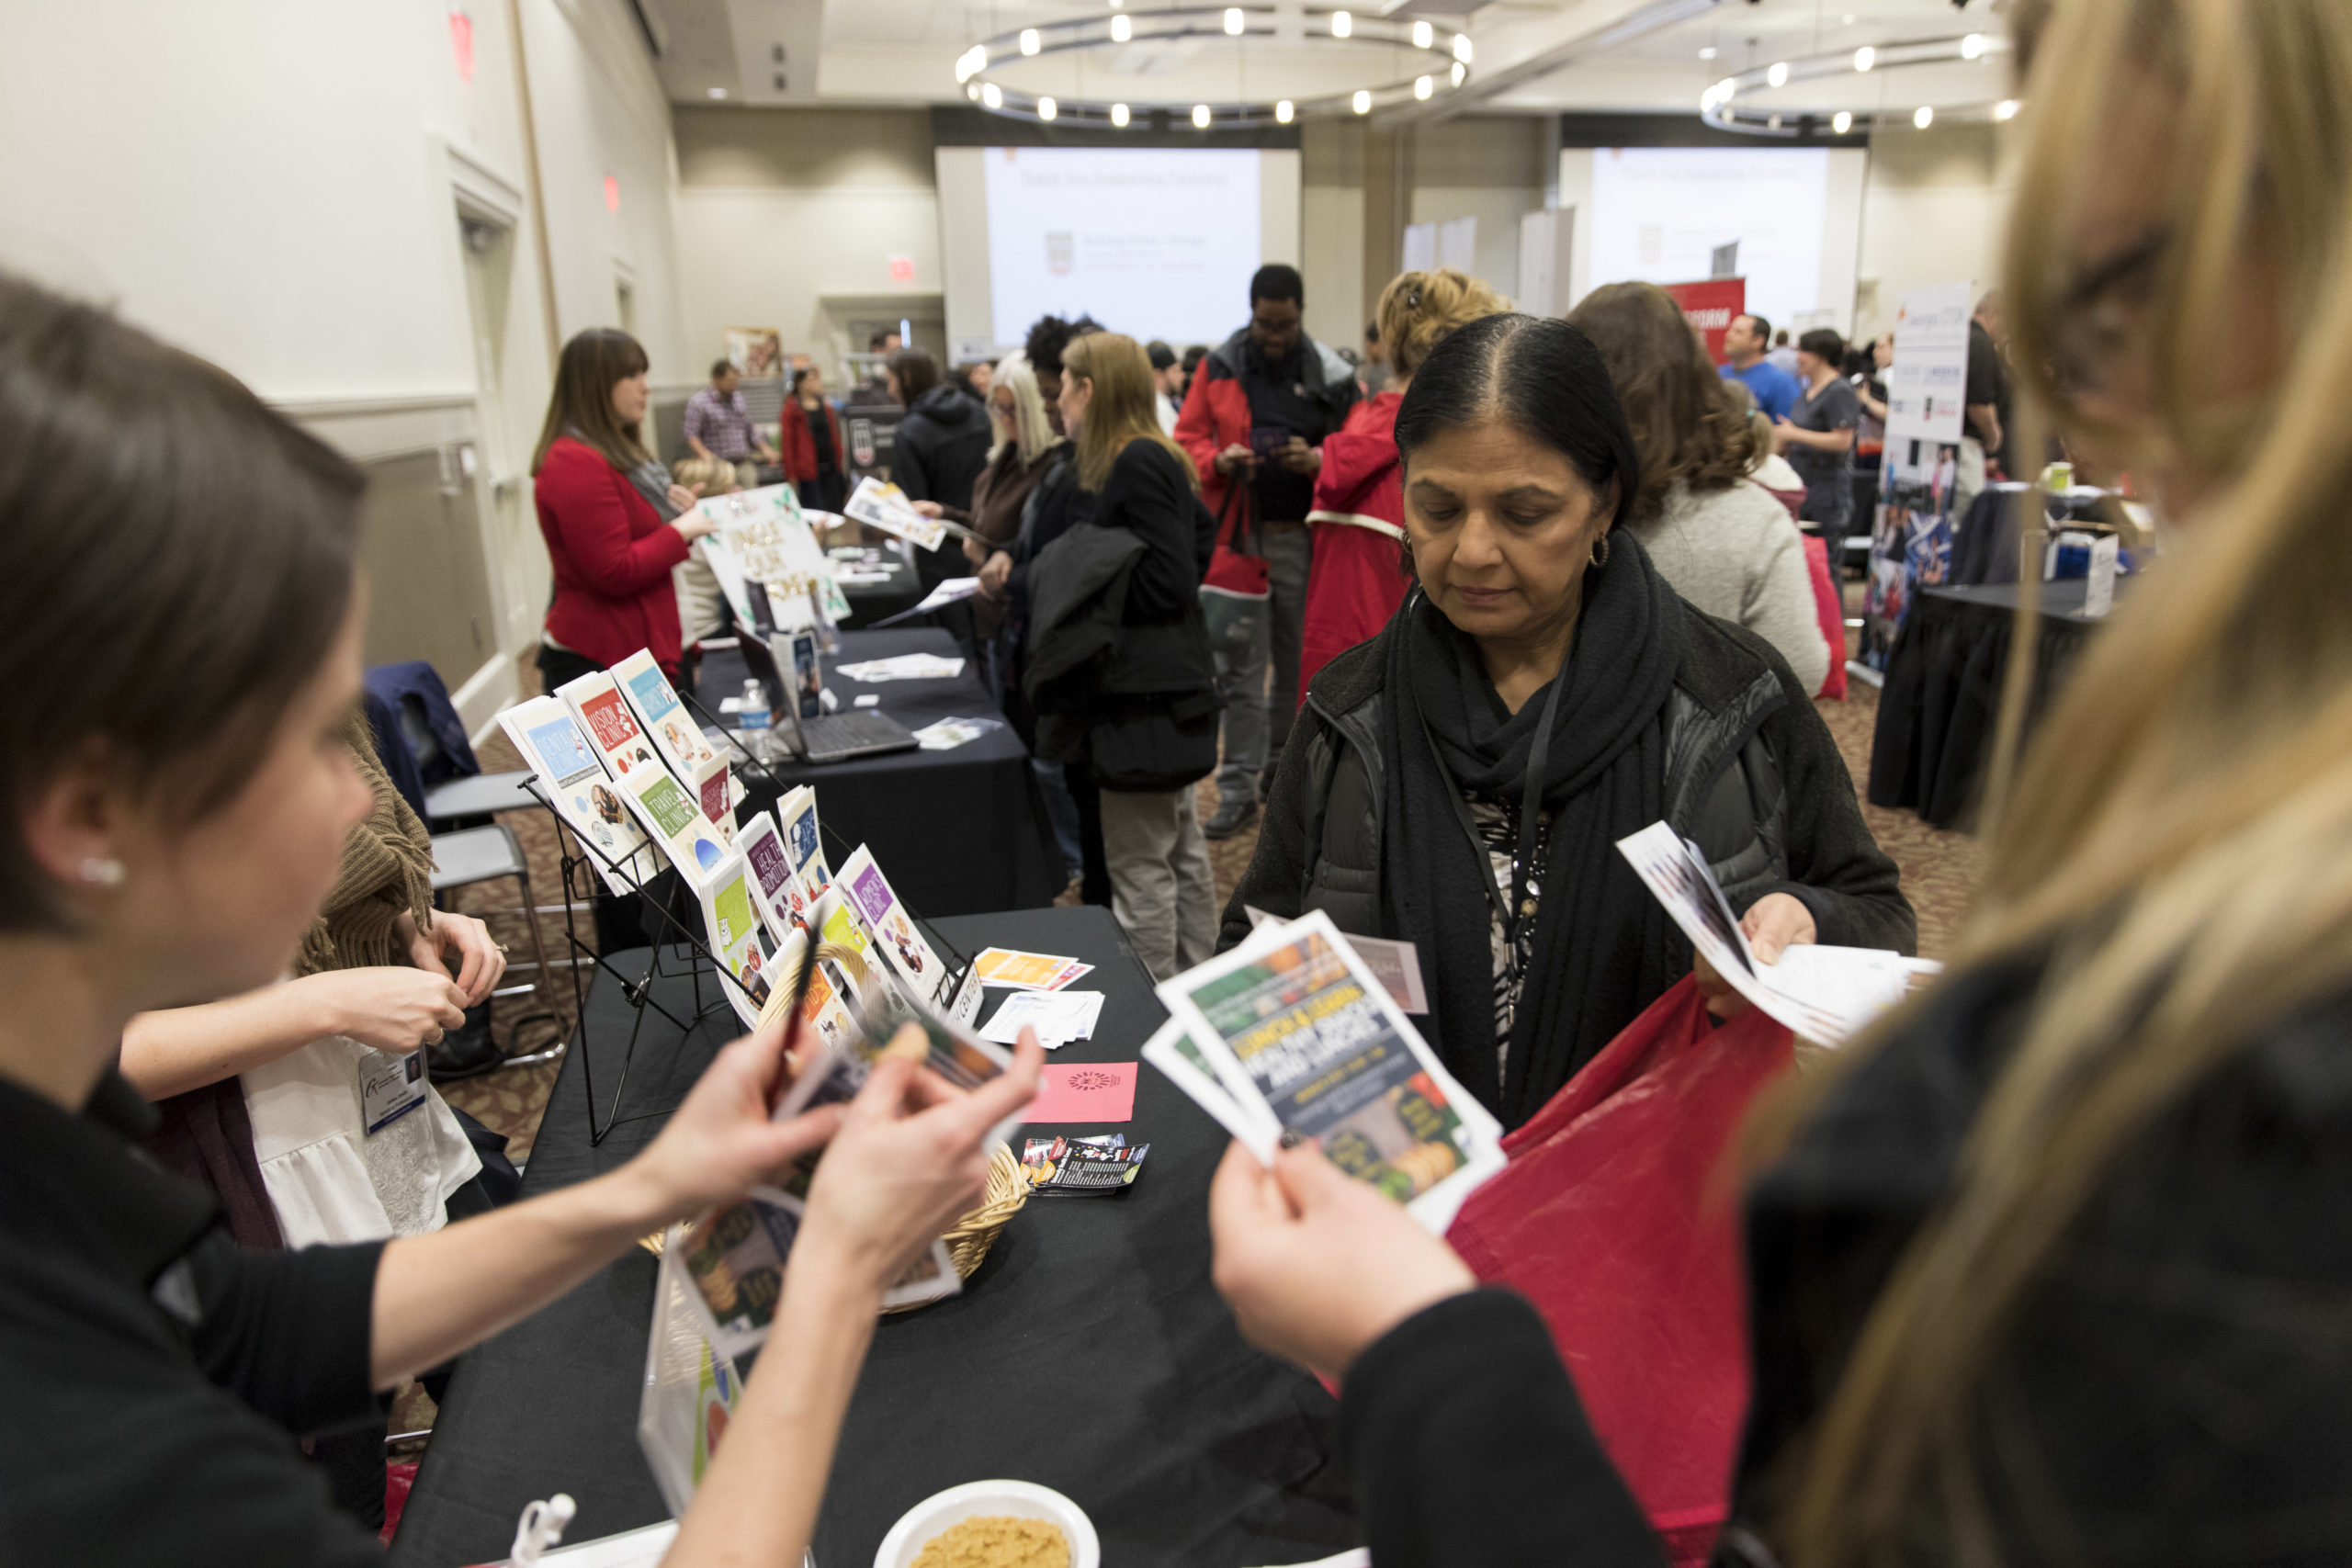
[{"left": 886, "top": 348, "right": 990, "bottom": 593}]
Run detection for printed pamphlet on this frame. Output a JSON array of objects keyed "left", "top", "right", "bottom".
[
  {"left": 558, "top": 669, "right": 730, "bottom": 887},
  {"left": 1154, "top": 910, "right": 1504, "bottom": 1233},
  {"left": 775, "top": 785, "right": 832, "bottom": 894},
  {"left": 969, "top": 948, "right": 1093, "bottom": 991},
  {"left": 497, "top": 696, "right": 657, "bottom": 895},
  {"left": 833, "top": 843, "right": 950, "bottom": 1006},
  {"left": 1139, "top": 1016, "right": 1259, "bottom": 1147},
  {"left": 611, "top": 648, "right": 722, "bottom": 782},
  {"left": 699, "top": 852, "right": 785, "bottom": 1029},
  {"left": 843, "top": 475, "right": 949, "bottom": 552},
  {"left": 736, "top": 809, "right": 814, "bottom": 938}
]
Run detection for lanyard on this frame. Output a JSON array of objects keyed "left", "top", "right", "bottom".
[{"left": 1419, "top": 665, "right": 1566, "bottom": 946}]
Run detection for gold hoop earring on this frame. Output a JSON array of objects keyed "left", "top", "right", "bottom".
[{"left": 1589, "top": 532, "right": 1612, "bottom": 570}]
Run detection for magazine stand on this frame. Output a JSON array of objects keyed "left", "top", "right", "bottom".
[{"left": 521, "top": 778, "right": 742, "bottom": 1145}]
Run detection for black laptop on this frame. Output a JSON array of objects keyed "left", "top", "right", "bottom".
[{"left": 738, "top": 630, "right": 919, "bottom": 765}]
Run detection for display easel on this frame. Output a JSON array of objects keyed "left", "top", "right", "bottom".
[{"left": 519, "top": 685, "right": 977, "bottom": 1145}]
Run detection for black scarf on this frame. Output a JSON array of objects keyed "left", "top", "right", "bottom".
[{"left": 1378, "top": 533, "right": 1690, "bottom": 1128}]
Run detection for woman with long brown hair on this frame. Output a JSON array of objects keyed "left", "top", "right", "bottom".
[
  {"left": 531, "top": 328, "right": 718, "bottom": 688},
  {"left": 1569, "top": 280, "right": 1830, "bottom": 694},
  {"left": 1053, "top": 332, "right": 1220, "bottom": 978},
  {"left": 1207, "top": 2, "right": 2352, "bottom": 1562}
]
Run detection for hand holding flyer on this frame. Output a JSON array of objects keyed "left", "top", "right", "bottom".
[
  {"left": 843, "top": 476, "right": 950, "bottom": 552},
  {"left": 1152, "top": 911, "right": 1504, "bottom": 1234}
]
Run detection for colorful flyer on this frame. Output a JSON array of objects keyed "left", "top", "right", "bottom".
[
  {"left": 700, "top": 853, "right": 782, "bottom": 1029},
  {"left": 693, "top": 753, "right": 737, "bottom": 843},
  {"left": 737, "top": 810, "right": 813, "bottom": 936},
  {"left": 497, "top": 695, "right": 656, "bottom": 895},
  {"left": 834, "top": 843, "right": 948, "bottom": 1006},
  {"left": 612, "top": 648, "right": 722, "bottom": 780},
  {"left": 776, "top": 785, "right": 832, "bottom": 894},
  {"left": 558, "top": 669, "right": 729, "bottom": 887},
  {"left": 970, "top": 947, "right": 1093, "bottom": 991},
  {"left": 1155, "top": 910, "right": 1504, "bottom": 1234}
]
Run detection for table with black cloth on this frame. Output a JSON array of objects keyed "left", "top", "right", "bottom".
[
  {"left": 1867, "top": 578, "right": 2125, "bottom": 830},
  {"left": 829, "top": 554, "right": 926, "bottom": 628},
  {"left": 388, "top": 905, "right": 1359, "bottom": 1568},
  {"left": 695, "top": 627, "right": 1060, "bottom": 917}
]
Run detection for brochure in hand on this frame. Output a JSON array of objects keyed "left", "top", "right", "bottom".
[
  {"left": 1152, "top": 910, "right": 1505, "bottom": 1233},
  {"left": 557, "top": 670, "right": 730, "bottom": 888},
  {"left": 1614, "top": 821, "right": 1938, "bottom": 1043},
  {"left": 843, "top": 475, "right": 949, "bottom": 552},
  {"left": 497, "top": 695, "right": 658, "bottom": 895}
]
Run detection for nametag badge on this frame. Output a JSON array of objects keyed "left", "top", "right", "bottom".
[{"left": 358, "top": 1049, "right": 429, "bottom": 1136}]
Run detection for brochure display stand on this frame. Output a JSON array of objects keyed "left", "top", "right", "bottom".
[{"left": 517, "top": 698, "right": 976, "bottom": 1145}]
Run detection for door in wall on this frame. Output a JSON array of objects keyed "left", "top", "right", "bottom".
[{"left": 459, "top": 214, "right": 546, "bottom": 656}]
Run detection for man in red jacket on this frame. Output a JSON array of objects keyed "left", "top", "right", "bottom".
[{"left": 1173, "top": 265, "right": 1360, "bottom": 839}]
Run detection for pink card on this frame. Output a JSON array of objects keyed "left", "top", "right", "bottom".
[{"left": 1023, "top": 1060, "right": 1138, "bottom": 1124}]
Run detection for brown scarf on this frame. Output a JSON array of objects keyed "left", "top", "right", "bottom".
[{"left": 297, "top": 710, "right": 437, "bottom": 976}]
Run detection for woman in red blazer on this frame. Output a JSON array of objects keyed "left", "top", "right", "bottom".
[
  {"left": 778, "top": 365, "right": 848, "bottom": 513},
  {"left": 529, "top": 329, "right": 716, "bottom": 688}
]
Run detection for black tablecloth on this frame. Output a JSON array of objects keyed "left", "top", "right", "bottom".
[
  {"left": 830, "top": 554, "right": 925, "bottom": 628},
  {"left": 1867, "top": 579, "right": 2121, "bottom": 830},
  {"left": 695, "top": 628, "right": 1060, "bottom": 917},
  {"left": 389, "top": 906, "right": 1358, "bottom": 1568}
]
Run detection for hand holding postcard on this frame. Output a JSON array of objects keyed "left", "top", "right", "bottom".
[
  {"left": 844, "top": 476, "right": 955, "bottom": 552},
  {"left": 1153, "top": 910, "right": 1504, "bottom": 1234},
  {"left": 1614, "top": 821, "right": 1939, "bottom": 1043}
]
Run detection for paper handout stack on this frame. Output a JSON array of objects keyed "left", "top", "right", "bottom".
[
  {"left": 1614, "top": 820, "right": 1939, "bottom": 1043},
  {"left": 1147, "top": 910, "right": 1505, "bottom": 1234}
]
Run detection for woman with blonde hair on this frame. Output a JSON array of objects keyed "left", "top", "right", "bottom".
[
  {"left": 1050, "top": 332, "right": 1219, "bottom": 978},
  {"left": 1207, "top": 2, "right": 2352, "bottom": 1562},
  {"left": 1570, "top": 280, "right": 1829, "bottom": 694},
  {"left": 667, "top": 454, "right": 738, "bottom": 648},
  {"left": 924, "top": 352, "right": 1064, "bottom": 646},
  {"left": 1297, "top": 267, "right": 1508, "bottom": 697}
]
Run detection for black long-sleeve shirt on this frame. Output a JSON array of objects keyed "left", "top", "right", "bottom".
[
  {"left": 1090, "top": 437, "right": 1213, "bottom": 620},
  {"left": 1338, "top": 963, "right": 2352, "bottom": 1567},
  {"left": 0, "top": 1072, "right": 387, "bottom": 1565}
]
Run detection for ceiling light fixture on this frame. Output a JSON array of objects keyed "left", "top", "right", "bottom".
[
  {"left": 1994, "top": 97, "right": 2020, "bottom": 120},
  {"left": 1854, "top": 44, "right": 1874, "bottom": 71},
  {"left": 1193, "top": 102, "right": 1211, "bottom": 127},
  {"left": 1450, "top": 61, "right": 1464, "bottom": 85},
  {"left": 1019, "top": 28, "right": 1039, "bottom": 54},
  {"left": 1110, "top": 13, "right": 1131, "bottom": 40},
  {"left": 1832, "top": 109, "right": 1852, "bottom": 133},
  {"left": 1352, "top": 87, "right": 1371, "bottom": 113},
  {"left": 1112, "top": 101, "right": 1130, "bottom": 125},
  {"left": 1414, "top": 73, "right": 1431, "bottom": 98},
  {"left": 1766, "top": 61, "right": 1788, "bottom": 86},
  {"left": 1037, "top": 95, "right": 1057, "bottom": 119},
  {"left": 1275, "top": 98, "right": 1294, "bottom": 122},
  {"left": 1698, "top": 45, "right": 1717, "bottom": 60},
  {"left": 1913, "top": 104, "right": 1933, "bottom": 128},
  {"left": 1960, "top": 32, "right": 1984, "bottom": 59},
  {"left": 1411, "top": 18, "right": 1432, "bottom": 48},
  {"left": 707, "top": 86, "right": 727, "bottom": 98},
  {"left": 1330, "top": 9, "right": 1351, "bottom": 38},
  {"left": 967, "top": 84, "right": 978, "bottom": 99},
  {"left": 1224, "top": 7, "right": 1243, "bottom": 34},
  {"left": 982, "top": 81, "right": 1002, "bottom": 107},
  {"left": 1453, "top": 34, "right": 1472, "bottom": 62}
]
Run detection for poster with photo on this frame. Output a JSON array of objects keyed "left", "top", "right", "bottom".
[{"left": 726, "top": 327, "right": 785, "bottom": 381}]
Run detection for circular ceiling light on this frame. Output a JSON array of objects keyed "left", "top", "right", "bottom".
[
  {"left": 1352, "top": 87, "right": 1371, "bottom": 113},
  {"left": 1411, "top": 18, "right": 1432, "bottom": 48},
  {"left": 1193, "top": 103, "right": 1211, "bottom": 128},
  {"left": 1037, "top": 96, "right": 1057, "bottom": 120},
  {"left": 1414, "top": 74, "right": 1431, "bottom": 99},
  {"left": 1914, "top": 104, "right": 1934, "bottom": 128},
  {"left": 1224, "top": 7, "right": 1243, "bottom": 34},
  {"left": 1112, "top": 101, "right": 1130, "bottom": 126},
  {"left": 1832, "top": 109, "right": 1852, "bottom": 133},
  {"left": 1854, "top": 44, "right": 1874, "bottom": 71},
  {"left": 1767, "top": 61, "right": 1787, "bottom": 86},
  {"left": 1961, "top": 32, "right": 1985, "bottom": 59},
  {"left": 982, "top": 81, "right": 1002, "bottom": 107},
  {"left": 1453, "top": 35, "right": 1472, "bottom": 62},
  {"left": 1704, "top": 34, "right": 2011, "bottom": 136},
  {"left": 1019, "top": 28, "right": 1039, "bottom": 55},
  {"left": 1110, "top": 13, "right": 1131, "bottom": 40},
  {"left": 1699, "top": 46, "right": 1717, "bottom": 60},
  {"left": 1994, "top": 97, "right": 2021, "bottom": 120},
  {"left": 1275, "top": 98, "right": 1294, "bottom": 122},
  {"left": 1450, "top": 61, "right": 1464, "bottom": 85},
  {"left": 1330, "top": 9, "right": 1351, "bottom": 38}
]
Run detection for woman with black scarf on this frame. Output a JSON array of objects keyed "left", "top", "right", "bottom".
[{"left": 1222, "top": 313, "right": 1912, "bottom": 1130}]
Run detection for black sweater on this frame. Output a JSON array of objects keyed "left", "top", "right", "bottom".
[{"left": 1338, "top": 960, "right": 2352, "bottom": 1567}]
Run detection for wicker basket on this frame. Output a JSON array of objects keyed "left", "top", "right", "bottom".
[{"left": 884, "top": 1140, "right": 1029, "bottom": 1313}]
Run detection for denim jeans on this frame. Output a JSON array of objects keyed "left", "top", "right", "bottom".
[{"left": 1213, "top": 520, "right": 1313, "bottom": 807}]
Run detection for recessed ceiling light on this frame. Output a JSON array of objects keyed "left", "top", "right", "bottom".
[
  {"left": 1351, "top": 87, "right": 1371, "bottom": 113},
  {"left": 1994, "top": 97, "right": 2021, "bottom": 120},
  {"left": 1018, "top": 28, "right": 1039, "bottom": 54},
  {"left": 1961, "top": 32, "right": 1985, "bottom": 59},
  {"left": 1767, "top": 61, "right": 1787, "bottom": 86},
  {"left": 1450, "top": 61, "right": 1464, "bottom": 85},
  {"left": 1112, "top": 101, "right": 1130, "bottom": 125},
  {"left": 1193, "top": 102, "right": 1211, "bottom": 128},
  {"left": 1698, "top": 45, "right": 1717, "bottom": 60},
  {"left": 1110, "top": 13, "right": 1131, "bottom": 41},
  {"left": 1913, "top": 104, "right": 1933, "bottom": 128},
  {"left": 982, "top": 81, "right": 1002, "bottom": 107},
  {"left": 1411, "top": 18, "right": 1432, "bottom": 48},
  {"left": 1833, "top": 109, "right": 1852, "bottom": 134},
  {"left": 1275, "top": 98, "right": 1294, "bottom": 122},
  {"left": 1224, "top": 7, "right": 1243, "bottom": 34},
  {"left": 1415, "top": 74, "right": 1432, "bottom": 99},
  {"left": 707, "top": 86, "right": 727, "bottom": 98},
  {"left": 1453, "top": 35, "right": 1471, "bottom": 62},
  {"left": 1330, "top": 9, "right": 1351, "bottom": 38},
  {"left": 1037, "top": 96, "right": 1057, "bottom": 120},
  {"left": 1854, "top": 44, "right": 1874, "bottom": 71}
]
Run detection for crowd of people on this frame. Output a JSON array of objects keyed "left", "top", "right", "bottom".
[{"left": 7, "top": 0, "right": 2351, "bottom": 1562}]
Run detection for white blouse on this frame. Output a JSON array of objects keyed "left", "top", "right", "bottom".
[{"left": 242, "top": 1032, "right": 481, "bottom": 1248}]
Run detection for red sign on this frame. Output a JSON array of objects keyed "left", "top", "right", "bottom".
[
  {"left": 1660, "top": 278, "right": 1747, "bottom": 365},
  {"left": 448, "top": 6, "right": 475, "bottom": 82},
  {"left": 603, "top": 175, "right": 620, "bottom": 214}
]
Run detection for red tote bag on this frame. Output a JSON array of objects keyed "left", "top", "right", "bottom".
[{"left": 1445, "top": 979, "right": 1793, "bottom": 1568}]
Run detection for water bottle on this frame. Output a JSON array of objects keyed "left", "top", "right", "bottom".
[{"left": 739, "top": 679, "right": 773, "bottom": 765}]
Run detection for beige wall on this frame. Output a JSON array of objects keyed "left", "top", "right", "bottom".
[{"left": 1855, "top": 123, "right": 2012, "bottom": 339}]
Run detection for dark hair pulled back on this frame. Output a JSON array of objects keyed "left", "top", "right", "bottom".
[
  {"left": 1393, "top": 312, "right": 1641, "bottom": 531},
  {"left": 0, "top": 275, "right": 363, "bottom": 931}
]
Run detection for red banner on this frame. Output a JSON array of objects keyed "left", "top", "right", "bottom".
[{"left": 1661, "top": 278, "right": 1747, "bottom": 366}]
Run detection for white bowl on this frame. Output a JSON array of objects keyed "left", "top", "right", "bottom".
[{"left": 873, "top": 1479, "right": 1099, "bottom": 1568}]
